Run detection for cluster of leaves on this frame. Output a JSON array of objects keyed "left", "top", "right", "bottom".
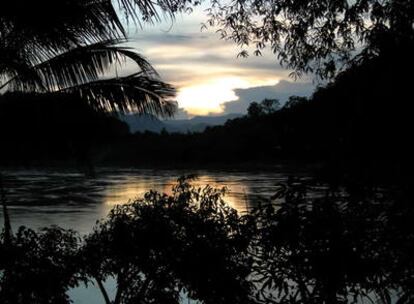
[
  {"left": 250, "top": 178, "right": 414, "bottom": 304},
  {"left": 81, "top": 175, "right": 254, "bottom": 304},
  {"left": 0, "top": 227, "right": 80, "bottom": 304},
  {"left": 247, "top": 98, "right": 281, "bottom": 118},
  {"left": 0, "top": 176, "right": 254, "bottom": 304},
  {"left": 0, "top": 0, "right": 188, "bottom": 117},
  {"left": 203, "top": 0, "right": 414, "bottom": 78},
  {"left": 1, "top": 176, "right": 413, "bottom": 304}
]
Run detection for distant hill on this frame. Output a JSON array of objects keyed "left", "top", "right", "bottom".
[
  {"left": 119, "top": 114, "right": 165, "bottom": 133},
  {"left": 120, "top": 113, "right": 243, "bottom": 134}
]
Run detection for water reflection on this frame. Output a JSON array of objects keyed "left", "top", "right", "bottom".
[
  {"left": 0, "top": 167, "right": 300, "bottom": 304},
  {"left": 102, "top": 174, "right": 262, "bottom": 213},
  {"left": 1, "top": 168, "right": 292, "bottom": 235}
]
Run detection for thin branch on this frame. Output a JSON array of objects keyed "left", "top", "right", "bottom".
[
  {"left": 95, "top": 278, "right": 112, "bottom": 304},
  {"left": 0, "top": 173, "right": 12, "bottom": 247}
]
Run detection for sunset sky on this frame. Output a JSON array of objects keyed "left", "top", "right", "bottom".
[{"left": 123, "top": 7, "right": 315, "bottom": 118}]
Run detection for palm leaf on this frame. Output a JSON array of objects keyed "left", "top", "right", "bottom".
[
  {"left": 4, "top": 41, "right": 158, "bottom": 92},
  {"left": 0, "top": 0, "right": 188, "bottom": 53},
  {"left": 63, "top": 72, "right": 177, "bottom": 118},
  {"left": 1, "top": 1, "right": 125, "bottom": 59},
  {"left": 1, "top": 0, "right": 183, "bottom": 118},
  {"left": 0, "top": 45, "right": 46, "bottom": 92}
]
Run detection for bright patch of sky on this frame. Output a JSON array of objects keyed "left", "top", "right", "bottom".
[{"left": 121, "top": 6, "right": 314, "bottom": 117}]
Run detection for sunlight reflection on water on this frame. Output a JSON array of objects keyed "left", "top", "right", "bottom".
[
  {"left": 102, "top": 174, "right": 258, "bottom": 213},
  {"left": 1, "top": 168, "right": 290, "bottom": 234},
  {"left": 0, "top": 167, "right": 300, "bottom": 304}
]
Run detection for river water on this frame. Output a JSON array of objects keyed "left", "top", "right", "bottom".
[{"left": 0, "top": 167, "right": 302, "bottom": 303}]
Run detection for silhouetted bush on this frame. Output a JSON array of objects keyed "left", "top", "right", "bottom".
[
  {"left": 250, "top": 178, "right": 414, "bottom": 304},
  {"left": 1, "top": 177, "right": 413, "bottom": 304},
  {"left": 81, "top": 176, "right": 254, "bottom": 304},
  {"left": 0, "top": 227, "right": 81, "bottom": 304}
]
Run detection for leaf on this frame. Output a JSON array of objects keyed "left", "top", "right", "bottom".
[
  {"left": 5, "top": 40, "right": 156, "bottom": 92},
  {"left": 63, "top": 72, "right": 177, "bottom": 117}
]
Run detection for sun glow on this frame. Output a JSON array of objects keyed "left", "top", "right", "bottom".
[{"left": 176, "top": 77, "right": 279, "bottom": 116}]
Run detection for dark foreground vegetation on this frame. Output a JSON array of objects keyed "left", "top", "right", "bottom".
[
  {"left": 1, "top": 176, "right": 413, "bottom": 304},
  {"left": 0, "top": 92, "right": 129, "bottom": 168}
]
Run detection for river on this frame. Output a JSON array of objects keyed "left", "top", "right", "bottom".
[{"left": 0, "top": 167, "right": 303, "bottom": 303}]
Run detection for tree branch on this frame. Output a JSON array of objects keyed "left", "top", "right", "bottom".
[{"left": 95, "top": 278, "right": 112, "bottom": 304}]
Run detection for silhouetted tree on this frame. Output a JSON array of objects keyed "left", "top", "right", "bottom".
[
  {"left": 81, "top": 176, "right": 254, "bottom": 304},
  {"left": 251, "top": 177, "right": 414, "bottom": 304},
  {"left": 247, "top": 98, "right": 280, "bottom": 117},
  {"left": 0, "top": 0, "right": 184, "bottom": 247},
  {"left": 0, "top": 92, "right": 133, "bottom": 172},
  {"left": 0, "top": 0, "right": 181, "bottom": 116},
  {"left": 247, "top": 102, "right": 264, "bottom": 118},
  {"left": 283, "top": 96, "right": 308, "bottom": 109},
  {"left": 261, "top": 98, "right": 280, "bottom": 114},
  {"left": 204, "top": 0, "right": 414, "bottom": 78},
  {"left": 0, "top": 227, "right": 81, "bottom": 304}
]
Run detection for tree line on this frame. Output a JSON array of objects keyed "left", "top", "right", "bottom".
[
  {"left": 0, "top": 50, "right": 412, "bottom": 176},
  {"left": 1, "top": 51, "right": 412, "bottom": 185}
]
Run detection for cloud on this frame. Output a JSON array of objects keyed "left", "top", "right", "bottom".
[
  {"left": 222, "top": 80, "right": 315, "bottom": 114},
  {"left": 130, "top": 33, "right": 209, "bottom": 45},
  {"left": 126, "top": 28, "right": 288, "bottom": 88},
  {"left": 121, "top": 7, "right": 315, "bottom": 116}
]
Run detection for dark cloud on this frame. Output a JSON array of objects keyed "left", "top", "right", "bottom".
[
  {"left": 130, "top": 33, "right": 209, "bottom": 45},
  {"left": 173, "top": 107, "right": 191, "bottom": 119},
  {"left": 222, "top": 80, "right": 315, "bottom": 114}
]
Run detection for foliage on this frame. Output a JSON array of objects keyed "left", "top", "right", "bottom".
[
  {"left": 247, "top": 98, "right": 281, "bottom": 117},
  {"left": 0, "top": 92, "right": 129, "bottom": 169},
  {"left": 283, "top": 96, "right": 308, "bottom": 110},
  {"left": 0, "top": 177, "right": 413, "bottom": 304},
  {"left": 0, "top": 227, "right": 81, "bottom": 304},
  {"left": 250, "top": 178, "right": 414, "bottom": 304},
  {"left": 203, "top": 0, "right": 414, "bottom": 78},
  {"left": 81, "top": 176, "right": 254, "bottom": 304},
  {"left": 0, "top": 0, "right": 182, "bottom": 116}
]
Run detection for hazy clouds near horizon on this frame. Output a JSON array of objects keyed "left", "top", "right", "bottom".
[
  {"left": 222, "top": 80, "right": 314, "bottom": 115},
  {"left": 170, "top": 80, "right": 314, "bottom": 119},
  {"left": 122, "top": 8, "right": 316, "bottom": 117}
]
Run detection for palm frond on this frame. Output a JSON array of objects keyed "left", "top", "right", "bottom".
[
  {"left": 4, "top": 41, "right": 158, "bottom": 92},
  {"left": 0, "top": 0, "right": 189, "bottom": 53},
  {"left": 0, "top": 46, "right": 46, "bottom": 92},
  {"left": 1, "top": 0, "right": 183, "bottom": 118},
  {"left": 62, "top": 72, "right": 177, "bottom": 118},
  {"left": 0, "top": 0, "right": 125, "bottom": 56}
]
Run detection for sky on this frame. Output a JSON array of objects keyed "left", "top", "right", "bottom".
[{"left": 122, "top": 7, "right": 315, "bottom": 118}]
